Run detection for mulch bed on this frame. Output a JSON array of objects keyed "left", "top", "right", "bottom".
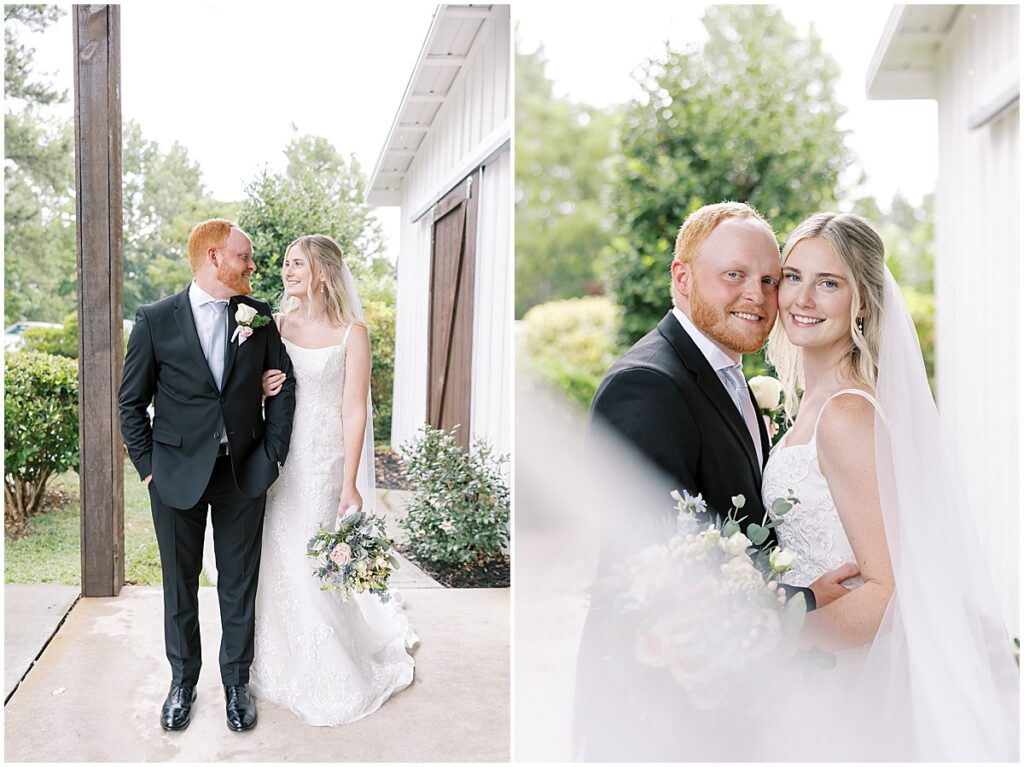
[
  {"left": 374, "top": 448, "right": 415, "bottom": 490},
  {"left": 396, "top": 544, "right": 510, "bottom": 588}
]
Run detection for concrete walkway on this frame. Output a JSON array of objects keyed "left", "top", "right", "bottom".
[
  {"left": 4, "top": 584, "right": 509, "bottom": 762},
  {"left": 4, "top": 584, "right": 80, "bottom": 701},
  {"left": 4, "top": 489, "right": 509, "bottom": 761}
]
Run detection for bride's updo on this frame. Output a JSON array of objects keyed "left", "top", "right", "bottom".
[
  {"left": 766, "top": 212, "right": 886, "bottom": 417},
  {"left": 280, "top": 234, "right": 366, "bottom": 329}
]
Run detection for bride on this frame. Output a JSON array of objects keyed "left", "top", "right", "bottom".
[
  {"left": 250, "top": 233, "right": 416, "bottom": 726},
  {"left": 762, "top": 212, "right": 1018, "bottom": 760}
]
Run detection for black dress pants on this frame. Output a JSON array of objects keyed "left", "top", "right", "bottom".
[{"left": 149, "top": 455, "right": 266, "bottom": 686}]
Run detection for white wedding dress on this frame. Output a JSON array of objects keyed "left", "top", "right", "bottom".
[
  {"left": 761, "top": 388, "right": 872, "bottom": 593},
  {"left": 249, "top": 332, "right": 417, "bottom": 726}
]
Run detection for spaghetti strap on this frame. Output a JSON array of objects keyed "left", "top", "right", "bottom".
[
  {"left": 811, "top": 389, "right": 883, "bottom": 441},
  {"left": 340, "top": 323, "right": 354, "bottom": 347}
]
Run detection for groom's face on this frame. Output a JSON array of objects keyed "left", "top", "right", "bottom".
[
  {"left": 682, "top": 218, "right": 780, "bottom": 354},
  {"left": 214, "top": 228, "right": 256, "bottom": 296}
]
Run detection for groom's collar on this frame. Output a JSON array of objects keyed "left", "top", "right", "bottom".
[{"left": 671, "top": 306, "right": 741, "bottom": 372}]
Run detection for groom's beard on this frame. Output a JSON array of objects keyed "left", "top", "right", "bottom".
[
  {"left": 690, "top": 279, "right": 772, "bottom": 355},
  {"left": 218, "top": 262, "right": 253, "bottom": 296}
]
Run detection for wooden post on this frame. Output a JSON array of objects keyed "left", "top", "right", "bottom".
[{"left": 73, "top": 4, "right": 124, "bottom": 597}]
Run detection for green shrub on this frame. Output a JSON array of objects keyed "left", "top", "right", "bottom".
[
  {"left": 364, "top": 298, "right": 395, "bottom": 444},
  {"left": 901, "top": 286, "right": 935, "bottom": 394},
  {"left": 520, "top": 295, "right": 623, "bottom": 408},
  {"left": 21, "top": 312, "right": 78, "bottom": 358},
  {"left": 4, "top": 352, "right": 80, "bottom": 531},
  {"left": 399, "top": 425, "right": 509, "bottom": 566}
]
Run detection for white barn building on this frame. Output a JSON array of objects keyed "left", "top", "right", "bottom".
[
  {"left": 367, "top": 4, "right": 511, "bottom": 457},
  {"left": 867, "top": 4, "right": 1020, "bottom": 631}
]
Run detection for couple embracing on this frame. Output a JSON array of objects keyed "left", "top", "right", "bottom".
[
  {"left": 118, "top": 219, "right": 414, "bottom": 733},
  {"left": 584, "top": 202, "right": 1018, "bottom": 760}
]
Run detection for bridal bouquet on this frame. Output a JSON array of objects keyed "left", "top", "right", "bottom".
[
  {"left": 596, "top": 489, "right": 806, "bottom": 710},
  {"left": 306, "top": 509, "right": 399, "bottom": 602}
]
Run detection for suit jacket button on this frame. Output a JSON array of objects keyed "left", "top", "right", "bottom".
[{"left": 213, "top": 432, "right": 220, "bottom": 439}]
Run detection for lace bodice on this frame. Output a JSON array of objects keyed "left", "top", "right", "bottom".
[
  {"left": 761, "top": 390, "right": 880, "bottom": 589},
  {"left": 250, "top": 330, "right": 416, "bottom": 726}
]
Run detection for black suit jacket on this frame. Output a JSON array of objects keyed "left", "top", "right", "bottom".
[
  {"left": 118, "top": 286, "right": 296, "bottom": 509},
  {"left": 591, "top": 311, "right": 772, "bottom": 538}
]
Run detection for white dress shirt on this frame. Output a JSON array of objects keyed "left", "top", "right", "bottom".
[
  {"left": 188, "top": 281, "right": 229, "bottom": 443},
  {"left": 188, "top": 280, "right": 228, "bottom": 368},
  {"left": 671, "top": 306, "right": 763, "bottom": 465}
]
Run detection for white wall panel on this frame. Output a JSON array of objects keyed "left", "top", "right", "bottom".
[
  {"left": 471, "top": 147, "right": 513, "bottom": 457},
  {"left": 934, "top": 5, "right": 1019, "bottom": 630}
]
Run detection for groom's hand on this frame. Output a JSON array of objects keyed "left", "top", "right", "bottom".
[
  {"left": 809, "top": 563, "right": 860, "bottom": 609},
  {"left": 143, "top": 474, "right": 152, "bottom": 487}
]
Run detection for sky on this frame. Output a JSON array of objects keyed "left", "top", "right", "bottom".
[
  {"left": 27, "top": 2, "right": 442, "bottom": 261},
  {"left": 514, "top": 1, "right": 940, "bottom": 209},
  {"left": 22, "top": 1, "right": 938, "bottom": 255}
]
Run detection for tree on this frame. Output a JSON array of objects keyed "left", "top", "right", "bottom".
[
  {"left": 4, "top": 5, "right": 76, "bottom": 325},
  {"left": 121, "top": 120, "right": 237, "bottom": 315},
  {"left": 514, "top": 39, "right": 619, "bottom": 317},
  {"left": 239, "top": 130, "right": 392, "bottom": 305},
  {"left": 854, "top": 192, "right": 934, "bottom": 293},
  {"left": 606, "top": 5, "right": 854, "bottom": 344}
]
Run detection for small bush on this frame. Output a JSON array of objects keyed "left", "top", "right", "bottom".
[
  {"left": 364, "top": 298, "right": 395, "bottom": 444},
  {"left": 520, "top": 295, "right": 623, "bottom": 408},
  {"left": 399, "top": 425, "right": 509, "bottom": 566},
  {"left": 21, "top": 312, "right": 78, "bottom": 358},
  {"left": 4, "top": 352, "right": 80, "bottom": 531}
]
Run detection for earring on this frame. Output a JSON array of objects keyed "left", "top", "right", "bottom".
[
  {"left": 321, "top": 283, "right": 326, "bottom": 294},
  {"left": 856, "top": 316, "right": 865, "bottom": 333}
]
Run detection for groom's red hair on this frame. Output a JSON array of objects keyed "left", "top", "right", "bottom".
[
  {"left": 673, "top": 202, "right": 774, "bottom": 265},
  {"left": 187, "top": 219, "right": 235, "bottom": 272}
]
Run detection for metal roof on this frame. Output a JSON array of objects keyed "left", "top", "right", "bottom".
[
  {"left": 366, "top": 4, "right": 497, "bottom": 206},
  {"left": 866, "top": 5, "right": 960, "bottom": 100}
]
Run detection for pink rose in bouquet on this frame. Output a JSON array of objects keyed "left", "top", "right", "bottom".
[{"left": 329, "top": 542, "right": 352, "bottom": 567}]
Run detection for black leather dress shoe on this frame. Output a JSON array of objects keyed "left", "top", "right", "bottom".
[
  {"left": 224, "top": 684, "right": 257, "bottom": 731},
  {"left": 161, "top": 683, "right": 197, "bottom": 731}
]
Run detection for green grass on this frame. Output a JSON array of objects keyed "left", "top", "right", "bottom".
[{"left": 5, "top": 457, "right": 209, "bottom": 586}]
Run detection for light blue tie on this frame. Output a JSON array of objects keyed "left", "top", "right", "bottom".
[
  {"left": 206, "top": 300, "right": 228, "bottom": 390},
  {"left": 723, "top": 364, "right": 762, "bottom": 465}
]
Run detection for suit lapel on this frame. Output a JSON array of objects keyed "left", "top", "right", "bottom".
[
  {"left": 752, "top": 387, "right": 770, "bottom": 469},
  {"left": 657, "top": 312, "right": 761, "bottom": 479},
  {"left": 173, "top": 285, "right": 220, "bottom": 392},
  {"left": 221, "top": 296, "right": 241, "bottom": 388}
]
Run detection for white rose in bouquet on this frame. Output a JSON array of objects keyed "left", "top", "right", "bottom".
[
  {"left": 769, "top": 547, "right": 796, "bottom": 574},
  {"left": 719, "top": 530, "right": 752, "bottom": 558}
]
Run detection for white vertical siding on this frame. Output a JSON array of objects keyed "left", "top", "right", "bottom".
[
  {"left": 390, "top": 6, "right": 511, "bottom": 454},
  {"left": 471, "top": 147, "right": 513, "bottom": 457},
  {"left": 390, "top": 213, "right": 432, "bottom": 452},
  {"left": 934, "top": 5, "right": 1019, "bottom": 630}
]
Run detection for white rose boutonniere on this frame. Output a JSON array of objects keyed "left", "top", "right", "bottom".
[
  {"left": 230, "top": 303, "right": 271, "bottom": 346},
  {"left": 748, "top": 374, "right": 785, "bottom": 441}
]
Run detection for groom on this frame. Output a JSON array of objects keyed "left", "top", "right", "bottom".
[{"left": 119, "top": 219, "right": 296, "bottom": 732}]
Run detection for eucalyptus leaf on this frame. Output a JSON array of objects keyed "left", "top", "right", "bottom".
[
  {"left": 722, "top": 520, "right": 740, "bottom": 538},
  {"left": 746, "top": 524, "right": 769, "bottom": 546},
  {"left": 771, "top": 497, "right": 794, "bottom": 516}
]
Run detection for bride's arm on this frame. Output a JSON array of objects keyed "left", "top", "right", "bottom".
[
  {"left": 339, "top": 325, "right": 371, "bottom": 513},
  {"left": 800, "top": 395, "right": 895, "bottom": 651}
]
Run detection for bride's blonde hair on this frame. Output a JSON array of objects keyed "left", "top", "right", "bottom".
[
  {"left": 280, "top": 234, "right": 366, "bottom": 329},
  {"left": 766, "top": 212, "right": 886, "bottom": 418}
]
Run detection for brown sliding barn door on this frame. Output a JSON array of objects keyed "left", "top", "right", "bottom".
[{"left": 427, "top": 169, "right": 480, "bottom": 450}]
